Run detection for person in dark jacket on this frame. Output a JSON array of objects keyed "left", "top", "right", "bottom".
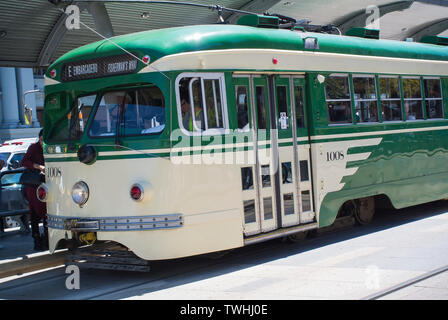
[{"left": 20, "top": 129, "right": 47, "bottom": 251}]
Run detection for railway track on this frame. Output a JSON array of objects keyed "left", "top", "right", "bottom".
[
  {"left": 0, "top": 208, "right": 447, "bottom": 300},
  {"left": 87, "top": 253, "right": 448, "bottom": 300},
  {"left": 362, "top": 264, "right": 448, "bottom": 300},
  {"left": 1, "top": 253, "right": 447, "bottom": 300},
  {"left": 0, "top": 217, "right": 354, "bottom": 295},
  {"left": 0, "top": 216, "right": 357, "bottom": 299},
  {"left": 0, "top": 236, "right": 286, "bottom": 300}
]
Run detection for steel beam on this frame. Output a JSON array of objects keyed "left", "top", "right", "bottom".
[
  {"left": 225, "top": 0, "right": 281, "bottom": 24},
  {"left": 335, "top": 0, "right": 414, "bottom": 34},
  {"left": 38, "top": 1, "right": 114, "bottom": 66},
  {"left": 415, "top": 0, "right": 448, "bottom": 7},
  {"left": 86, "top": 2, "right": 114, "bottom": 38},
  {"left": 402, "top": 17, "right": 448, "bottom": 40},
  {"left": 37, "top": 11, "right": 68, "bottom": 66}
]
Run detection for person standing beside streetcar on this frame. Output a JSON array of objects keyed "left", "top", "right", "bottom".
[{"left": 20, "top": 129, "right": 47, "bottom": 251}]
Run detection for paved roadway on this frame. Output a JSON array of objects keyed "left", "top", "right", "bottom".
[{"left": 0, "top": 200, "right": 447, "bottom": 300}]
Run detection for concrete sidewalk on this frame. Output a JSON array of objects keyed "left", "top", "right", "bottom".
[
  {"left": 0, "top": 228, "right": 42, "bottom": 261},
  {"left": 0, "top": 228, "right": 67, "bottom": 278}
]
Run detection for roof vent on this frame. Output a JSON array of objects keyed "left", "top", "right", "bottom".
[
  {"left": 237, "top": 14, "right": 279, "bottom": 29},
  {"left": 420, "top": 35, "right": 448, "bottom": 46},
  {"left": 345, "top": 27, "right": 379, "bottom": 39}
]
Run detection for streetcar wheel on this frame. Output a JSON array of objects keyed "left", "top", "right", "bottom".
[
  {"left": 286, "top": 231, "right": 308, "bottom": 243},
  {"left": 354, "top": 197, "right": 375, "bottom": 225},
  {"left": 338, "top": 200, "right": 358, "bottom": 218}
]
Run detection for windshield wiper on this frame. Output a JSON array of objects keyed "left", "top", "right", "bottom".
[
  {"left": 67, "top": 103, "right": 84, "bottom": 151},
  {"left": 114, "top": 95, "right": 128, "bottom": 147}
]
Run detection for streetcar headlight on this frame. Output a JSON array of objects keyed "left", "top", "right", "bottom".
[{"left": 72, "top": 181, "right": 89, "bottom": 206}]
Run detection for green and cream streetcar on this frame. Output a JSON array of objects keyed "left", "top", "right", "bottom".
[{"left": 41, "top": 12, "right": 448, "bottom": 263}]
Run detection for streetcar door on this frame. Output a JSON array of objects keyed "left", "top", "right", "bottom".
[
  {"left": 235, "top": 75, "right": 277, "bottom": 235},
  {"left": 274, "top": 76, "right": 302, "bottom": 227},
  {"left": 259, "top": 75, "right": 315, "bottom": 230},
  {"left": 238, "top": 74, "right": 314, "bottom": 237},
  {"left": 233, "top": 76, "right": 260, "bottom": 236},
  {"left": 292, "top": 77, "right": 315, "bottom": 224},
  {"left": 253, "top": 76, "right": 278, "bottom": 233}
]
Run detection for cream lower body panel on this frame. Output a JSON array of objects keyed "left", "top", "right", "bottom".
[{"left": 49, "top": 209, "right": 243, "bottom": 261}]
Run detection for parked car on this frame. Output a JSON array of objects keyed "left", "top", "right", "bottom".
[
  {"left": 0, "top": 138, "right": 38, "bottom": 172},
  {"left": 0, "top": 168, "right": 29, "bottom": 233},
  {"left": 0, "top": 138, "right": 37, "bottom": 233}
]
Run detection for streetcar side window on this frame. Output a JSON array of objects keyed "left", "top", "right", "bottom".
[
  {"left": 402, "top": 77, "right": 423, "bottom": 120},
  {"left": 204, "top": 79, "right": 224, "bottom": 129},
  {"left": 294, "top": 85, "right": 305, "bottom": 128},
  {"left": 424, "top": 78, "right": 444, "bottom": 119},
  {"left": 352, "top": 75, "right": 378, "bottom": 123},
  {"left": 379, "top": 76, "right": 402, "bottom": 121},
  {"left": 176, "top": 73, "right": 228, "bottom": 133},
  {"left": 325, "top": 74, "right": 353, "bottom": 124},
  {"left": 256, "top": 86, "right": 268, "bottom": 129},
  {"left": 235, "top": 86, "right": 250, "bottom": 131}
]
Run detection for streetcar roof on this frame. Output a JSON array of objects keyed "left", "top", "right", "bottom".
[{"left": 46, "top": 23, "right": 448, "bottom": 81}]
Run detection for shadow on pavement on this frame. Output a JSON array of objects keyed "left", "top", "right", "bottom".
[{"left": 0, "top": 200, "right": 447, "bottom": 299}]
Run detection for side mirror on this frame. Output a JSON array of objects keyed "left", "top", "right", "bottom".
[
  {"left": 9, "top": 160, "right": 21, "bottom": 169},
  {"left": 23, "top": 89, "right": 43, "bottom": 126}
]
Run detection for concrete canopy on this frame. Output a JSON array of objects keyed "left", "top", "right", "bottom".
[{"left": 0, "top": 0, "right": 448, "bottom": 68}]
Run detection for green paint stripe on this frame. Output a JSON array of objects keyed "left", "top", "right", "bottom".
[
  {"left": 45, "top": 157, "right": 79, "bottom": 163},
  {"left": 346, "top": 145, "right": 379, "bottom": 154},
  {"left": 311, "top": 134, "right": 385, "bottom": 144},
  {"left": 45, "top": 146, "right": 259, "bottom": 162},
  {"left": 97, "top": 153, "right": 171, "bottom": 161},
  {"left": 345, "top": 160, "right": 367, "bottom": 169},
  {"left": 46, "top": 126, "right": 445, "bottom": 162}
]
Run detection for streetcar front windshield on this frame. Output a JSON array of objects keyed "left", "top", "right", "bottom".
[
  {"left": 47, "top": 94, "right": 96, "bottom": 142},
  {"left": 47, "top": 85, "right": 165, "bottom": 143},
  {"left": 89, "top": 86, "right": 165, "bottom": 137}
]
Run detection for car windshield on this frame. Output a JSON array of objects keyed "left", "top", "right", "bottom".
[
  {"left": 0, "top": 152, "right": 10, "bottom": 168},
  {"left": 9, "top": 153, "right": 25, "bottom": 169}
]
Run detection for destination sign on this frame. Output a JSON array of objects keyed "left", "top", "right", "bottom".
[{"left": 61, "top": 54, "right": 139, "bottom": 82}]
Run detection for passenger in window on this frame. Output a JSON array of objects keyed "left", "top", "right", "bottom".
[
  {"left": 180, "top": 97, "right": 204, "bottom": 131},
  {"left": 405, "top": 102, "right": 416, "bottom": 120},
  {"left": 237, "top": 95, "right": 249, "bottom": 130}
]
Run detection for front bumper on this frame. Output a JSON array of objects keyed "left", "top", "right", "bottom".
[{"left": 47, "top": 213, "right": 184, "bottom": 232}]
